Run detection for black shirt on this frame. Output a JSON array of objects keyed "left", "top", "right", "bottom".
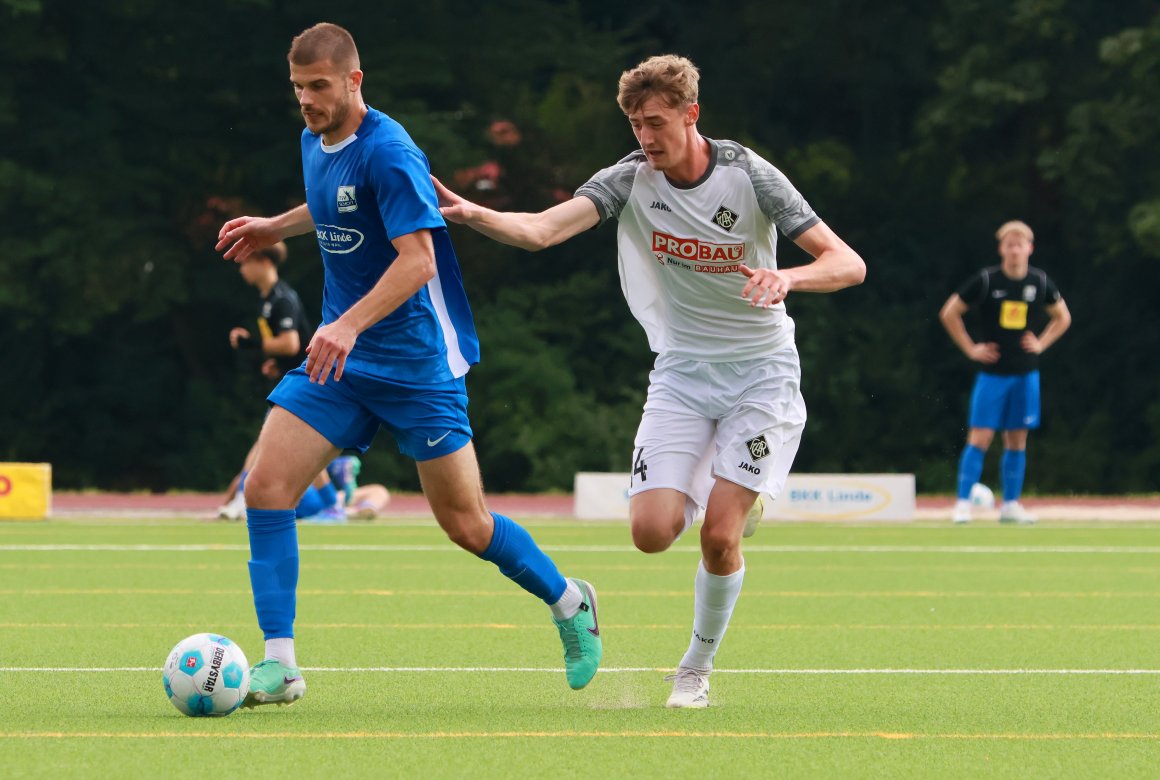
[
  {"left": 258, "top": 280, "right": 312, "bottom": 376},
  {"left": 957, "top": 265, "right": 1061, "bottom": 376}
]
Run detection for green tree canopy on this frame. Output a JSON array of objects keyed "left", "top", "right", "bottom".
[{"left": 1, "top": 0, "right": 1156, "bottom": 494}]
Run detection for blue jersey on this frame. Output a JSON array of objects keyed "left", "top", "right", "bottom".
[{"left": 301, "top": 107, "right": 479, "bottom": 384}]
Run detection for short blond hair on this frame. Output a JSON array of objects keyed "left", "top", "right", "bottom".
[
  {"left": 996, "top": 220, "right": 1034, "bottom": 243},
  {"left": 617, "top": 55, "right": 700, "bottom": 115}
]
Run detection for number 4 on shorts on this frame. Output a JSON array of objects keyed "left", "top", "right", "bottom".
[{"left": 632, "top": 447, "right": 648, "bottom": 484}]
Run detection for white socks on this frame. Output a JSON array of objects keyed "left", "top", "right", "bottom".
[
  {"left": 679, "top": 559, "right": 745, "bottom": 672},
  {"left": 265, "top": 637, "right": 298, "bottom": 668},
  {"left": 549, "top": 579, "right": 583, "bottom": 621}
]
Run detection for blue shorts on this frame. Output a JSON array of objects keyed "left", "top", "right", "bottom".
[
  {"left": 968, "top": 371, "right": 1040, "bottom": 431},
  {"left": 268, "top": 366, "right": 473, "bottom": 461}
]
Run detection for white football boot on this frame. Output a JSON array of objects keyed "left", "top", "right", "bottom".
[
  {"left": 665, "top": 667, "right": 710, "bottom": 709},
  {"left": 952, "top": 499, "right": 972, "bottom": 524},
  {"left": 999, "top": 501, "right": 1037, "bottom": 525}
]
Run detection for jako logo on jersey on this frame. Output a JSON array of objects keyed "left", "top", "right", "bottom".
[
  {"left": 746, "top": 435, "right": 770, "bottom": 462},
  {"left": 337, "top": 185, "right": 358, "bottom": 213},
  {"left": 650, "top": 200, "right": 672, "bottom": 212},
  {"left": 714, "top": 205, "right": 739, "bottom": 231},
  {"left": 651, "top": 231, "right": 745, "bottom": 273},
  {"left": 315, "top": 224, "right": 366, "bottom": 254}
]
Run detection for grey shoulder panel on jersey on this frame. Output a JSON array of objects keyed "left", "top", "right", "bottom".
[
  {"left": 715, "top": 140, "right": 820, "bottom": 239},
  {"left": 575, "top": 150, "right": 646, "bottom": 224}
]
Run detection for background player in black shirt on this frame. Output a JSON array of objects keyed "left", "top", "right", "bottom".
[
  {"left": 940, "top": 220, "right": 1071, "bottom": 524},
  {"left": 218, "top": 242, "right": 344, "bottom": 521},
  {"left": 228, "top": 241, "right": 311, "bottom": 378}
]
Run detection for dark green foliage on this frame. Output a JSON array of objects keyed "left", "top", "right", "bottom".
[{"left": 1, "top": 1, "right": 1156, "bottom": 493}]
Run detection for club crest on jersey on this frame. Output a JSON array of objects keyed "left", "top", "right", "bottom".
[
  {"left": 746, "top": 435, "right": 770, "bottom": 462},
  {"left": 1023, "top": 284, "right": 1036, "bottom": 301},
  {"left": 337, "top": 185, "right": 358, "bottom": 213},
  {"left": 714, "top": 205, "right": 739, "bottom": 231}
]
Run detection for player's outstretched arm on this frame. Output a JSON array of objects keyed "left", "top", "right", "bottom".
[
  {"left": 783, "top": 222, "right": 866, "bottom": 291},
  {"left": 738, "top": 221, "right": 866, "bottom": 307},
  {"left": 215, "top": 204, "right": 315, "bottom": 262},
  {"left": 433, "top": 177, "right": 599, "bottom": 251}
]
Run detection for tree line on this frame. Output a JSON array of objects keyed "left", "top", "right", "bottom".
[{"left": 1, "top": 0, "right": 1156, "bottom": 494}]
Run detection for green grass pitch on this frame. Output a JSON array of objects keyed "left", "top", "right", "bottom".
[{"left": 2, "top": 517, "right": 1160, "bottom": 778}]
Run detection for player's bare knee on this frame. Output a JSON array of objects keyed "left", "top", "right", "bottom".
[
  {"left": 701, "top": 544, "right": 741, "bottom": 574},
  {"left": 440, "top": 511, "right": 492, "bottom": 554},
  {"left": 630, "top": 519, "right": 677, "bottom": 553},
  {"left": 968, "top": 429, "right": 994, "bottom": 450},
  {"left": 242, "top": 469, "right": 296, "bottom": 509},
  {"left": 700, "top": 524, "right": 740, "bottom": 565}
]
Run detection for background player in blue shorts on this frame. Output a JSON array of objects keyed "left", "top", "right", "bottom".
[
  {"left": 215, "top": 22, "right": 601, "bottom": 706},
  {"left": 940, "top": 220, "right": 1072, "bottom": 525}
]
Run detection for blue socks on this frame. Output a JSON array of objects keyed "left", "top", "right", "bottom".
[
  {"left": 318, "top": 481, "right": 339, "bottom": 509},
  {"left": 1001, "top": 449, "right": 1027, "bottom": 502},
  {"left": 246, "top": 508, "right": 299, "bottom": 640},
  {"left": 294, "top": 481, "right": 341, "bottom": 517},
  {"left": 478, "top": 512, "right": 567, "bottom": 604},
  {"left": 956, "top": 444, "right": 985, "bottom": 500},
  {"left": 294, "top": 486, "right": 325, "bottom": 518},
  {"left": 957, "top": 445, "right": 1028, "bottom": 502},
  {"left": 248, "top": 507, "right": 563, "bottom": 642}
]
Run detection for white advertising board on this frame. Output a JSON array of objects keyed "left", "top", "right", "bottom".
[
  {"left": 573, "top": 472, "right": 632, "bottom": 520},
  {"left": 766, "top": 473, "right": 915, "bottom": 521},
  {"left": 573, "top": 472, "right": 915, "bottom": 521}
]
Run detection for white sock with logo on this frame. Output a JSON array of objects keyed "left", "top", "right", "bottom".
[
  {"left": 265, "top": 637, "right": 297, "bottom": 669},
  {"left": 679, "top": 559, "right": 745, "bottom": 672},
  {"left": 549, "top": 579, "right": 583, "bottom": 621}
]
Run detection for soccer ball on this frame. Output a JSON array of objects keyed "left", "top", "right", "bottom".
[
  {"left": 969, "top": 483, "right": 995, "bottom": 510},
  {"left": 162, "top": 633, "right": 250, "bottom": 717}
]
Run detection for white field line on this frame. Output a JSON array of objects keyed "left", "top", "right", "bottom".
[
  {"left": 2, "top": 730, "right": 1160, "bottom": 740},
  {"left": 6, "top": 544, "right": 1160, "bottom": 554},
  {"left": 3, "top": 666, "right": 1160, "bottom": 675}
]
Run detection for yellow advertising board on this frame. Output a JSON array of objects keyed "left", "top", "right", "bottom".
[{"left": 0, "top": 463, "right": 52, "bottom": 520}]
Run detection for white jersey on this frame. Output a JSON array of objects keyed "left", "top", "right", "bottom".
[{"left": 576, "top": 139, "right": 819, "bottom": 361}]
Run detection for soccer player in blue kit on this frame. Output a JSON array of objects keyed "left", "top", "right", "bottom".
[{"left": 215, "top": 22, "right": 601, "bottom": 706}]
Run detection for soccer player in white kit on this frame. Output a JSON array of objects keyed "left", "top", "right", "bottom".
[{"left": 436, "top": 55, "right": 865, "bottom": 708}]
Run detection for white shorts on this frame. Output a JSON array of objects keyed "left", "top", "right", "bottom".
[{"left": 628, "top": 347, "right": 806, "bottom": 511}]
